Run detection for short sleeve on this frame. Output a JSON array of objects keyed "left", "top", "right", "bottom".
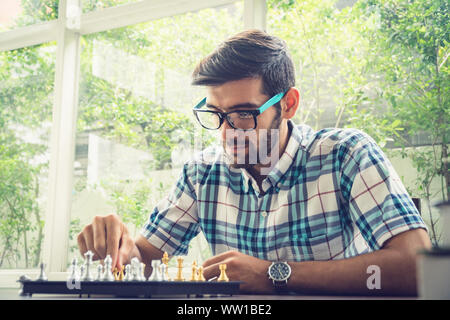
[
  {"left": 340, "top": 135, "right": 428, "bottom": 250},
  {"left": 141, "top": 164, "right": 200, "bottom": 256}
]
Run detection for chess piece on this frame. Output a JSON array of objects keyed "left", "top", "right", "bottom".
[
  {"left": 161, "top": 252, "right": 171, "bottom": 281},
  {"left": 83, "top": 251, "right": 95, "bottom": 281},
  {"left": 218, "top": 264, "right": 229, "bottom": 282},
  {"left": 148, "top": 260, "right": 162, "bottom": 281},
  {"left": 123, "top": 264, "right": 132, "bottom": 281},
  {"left": 138, "top": 263, "right": 146, "bottom": 281},
  {"left": 37, "top": 263, "right": 48, "bottom": 281},
  {"left": 113, "top": 266, "right": 124, "bottom": 281},
  {"left": 118, "top": 265, "right": 124, "bottom": 281},
  {"left": 197, "top": 266, "right": 206, "bottom": 282},
  {"left": 80, "top": 264, "right": 85, "bottom": 281},
  {"left": 103, "top": 255, "right": 115, "bottom": 281},
  {"left": 190, "top": 261, "right": 198, "bottom": 281},
  {"left": 68, "top": 258, "right": 79, "bottom": 282},
  {"left": 174, "top": 257, "right": 185, "bottom": 281},
  {"left": 130, "top": 257, "right": 141, "bottom": 281},
  {"left": 96, "top": 264, "right": 103, "bottom": 281},
  {"left": 160, "top": 263, "right": 169, "bottom": 281}
]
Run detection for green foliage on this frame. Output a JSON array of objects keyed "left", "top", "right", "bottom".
[
  {"left": 353, "top": 0, "right": 449, "bottom": 245},
  {"left": 268, "top": 0, "right": 448, "bottom": 245},
  {"left": 0, "top": 43, "right": 54, "bottom": 268}
]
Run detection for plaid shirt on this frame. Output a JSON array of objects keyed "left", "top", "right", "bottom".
[{"left": 141, "top": 121, "right": 427, "bottom": 262}]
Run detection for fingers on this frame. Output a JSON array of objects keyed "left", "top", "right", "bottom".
[
  {"left": 202, "top": 250, "right": 237, "bottom": 280},
  {"left": 77, "top": 214, "right": 131, "bottom": 270},
  {"left": 78, "top": 225, "right": 101, "bottom": 260},
  {"left": 104, "top": 214, "right": 123, "bottom": 269},
  {"left": 117, "top": 226, "right": 135, "bottom": 269},
  {"left": 203, "top": 250, "right": 236, "bottom": 268},
  {"left": 92, "top": 215, "right": 107, "bottom": 258},
  {"left": 202, "top": 262, "right": 222, "bottom": 280},
  {"left": 77, "top": 232, "right": 88, "bottom": 257}
]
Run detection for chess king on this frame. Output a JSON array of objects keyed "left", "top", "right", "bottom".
[{"left": 78, "top": 30, "right": 431, "bottom": 295}]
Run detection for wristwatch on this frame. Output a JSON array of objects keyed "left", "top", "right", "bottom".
[{"left": 267, "top": 261, "right": 291, "bottom": 290}]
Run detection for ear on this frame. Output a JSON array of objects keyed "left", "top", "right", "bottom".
[{"left": 281, "top": 88, "right": 300, "bottom": 120}]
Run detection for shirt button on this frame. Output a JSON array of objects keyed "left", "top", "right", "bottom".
[{"left": 261, "top": 212, "right": 267, "bottom": 218}]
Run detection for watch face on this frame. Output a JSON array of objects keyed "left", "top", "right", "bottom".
[{"left": 269, "top": 262, "right": 291, "bottom": 281}]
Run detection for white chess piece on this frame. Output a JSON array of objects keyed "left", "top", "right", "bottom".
[
  {"left": 160, "top": 263, "right": 169, "bottom": 281},
  {"left": 68, "top": 258, "right": 79, "bottom": 282},
  {"left": 148, "top": 260, "right": 162, "bottom": 281},
  {"left": 80, "top": 264, "right": 85, "bottom": 281},
  {"left": 139, "top": 263, "right": 146, "bottom": 281},
  {"left": 123, "top": 264, "right": 132, "bottom": 281},
  {"left": 103, "top": 255, "right": 115, "bottom": 281},
  {"left": 96, "top": 264, "right": 103, "bottom": 281},
  {"left": 130, "top": 257, "right": 140, "bottom": 281},
  {"left": 37, "top": 263, "right": 48, "bottom": 281},
  {"left": 83, "top": 251, "right": 95, "bottom": 281}
]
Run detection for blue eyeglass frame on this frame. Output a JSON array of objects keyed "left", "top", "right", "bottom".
[{"left": 192, "top": 91, "right": 287, "bottom": 130}]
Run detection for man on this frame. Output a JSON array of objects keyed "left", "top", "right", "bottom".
[{"left": 78, "top": 30, "right": 431, "bottom": 295}]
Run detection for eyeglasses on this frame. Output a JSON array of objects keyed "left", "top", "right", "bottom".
[{"left": 192, "top": 91, "right": 286, "bottom": 131}]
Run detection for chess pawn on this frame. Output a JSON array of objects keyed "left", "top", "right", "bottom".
[
  {"left": 190, "top": 261, "right": 198, "bottom": 281},
  {"left": 123, "top": 264, "right": 132, "bottom": 281},
  {"left": 37, "top": 262, "right": 48, "bottom": 281},
  {"left": 103, "top": 255, "right": 115, "bottom": 281},
  {"left": 96, "top": 264, "right": 103, "bottom": 281},
  {"left": 218, "top": 264, "right": 229, "bottom": 282},
  {"left": 68, "top": 258, "right": 80, "bottom": 282},
  {"left": 160, "top": 263, "right": 169, "bottom": 281},
  {"left": 80, "top": 264, "right": 86, "bottom": 281},
  {"left": 197, "top": 266, "right": 206, "bottom": 282},
  {"left": 130, "top": 257, "right": 141, "bottom": 281},
  {"left": 138, "top": 263, "right": 146, "bottom": 281},
  {"left": 174, "top": 256, "right": 185, "bottom": 281},
  {"left": 148, "top": 260, "right": 162, "bottom": 281}
]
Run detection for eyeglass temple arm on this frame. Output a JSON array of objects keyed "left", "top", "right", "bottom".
[
  {"left": 258, "top": 91, "right": 287, "bottom": 114},
  {"left": 193, "top": 97, "right": 207, "bottom": 110}
]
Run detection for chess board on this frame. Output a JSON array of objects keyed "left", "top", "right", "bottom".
[{"left": 18, "top": 278, "right": 242, "bottom": 298}]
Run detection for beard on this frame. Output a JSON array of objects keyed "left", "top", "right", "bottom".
[{"left": 224, "top": 114, "right": 282, "bottom": 170}]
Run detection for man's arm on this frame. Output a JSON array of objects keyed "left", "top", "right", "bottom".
[
  {"left": 135, "top": 234, "right": 165, "bottom": 277},
  {"left": 202, "top": 228, "right": 431, "bottom": 296}
]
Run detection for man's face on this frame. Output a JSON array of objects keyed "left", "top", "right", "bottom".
[{"left": 205, "top": 77, "right": 283, "bottom": 169}]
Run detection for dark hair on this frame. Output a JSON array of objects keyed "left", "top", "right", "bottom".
[{"left": 191, "top": 30, "right": 295, "bottom": 99}]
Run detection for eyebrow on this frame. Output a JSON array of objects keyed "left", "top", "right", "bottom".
[{"left": 206, "top": 103, "right": 260, "bottom": 112}]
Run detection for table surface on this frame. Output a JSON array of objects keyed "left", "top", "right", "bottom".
[{"left": 0, "top": 288, "right": 417, "bottom": 300}]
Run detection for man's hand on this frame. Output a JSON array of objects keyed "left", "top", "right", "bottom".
[
  {"left": 77, "top": 214, "right": 141, "bottom": 270},
  {"left": 202, "top": 251, "right": 273, "bottom": 293}
]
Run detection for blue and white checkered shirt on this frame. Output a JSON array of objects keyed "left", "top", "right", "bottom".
[{"left": 141, "top": 121, "right": 427, "bottom": 262}]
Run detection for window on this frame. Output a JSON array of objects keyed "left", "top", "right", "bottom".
[
  {"left": 0, "top": 42, "right": 56, "bottom": 269},
  {"left": 0, "top": 0, "right": 58, "bottom": 31},
  {"left": 82, "top": 0, "right": 141, "bottom": 13}
]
